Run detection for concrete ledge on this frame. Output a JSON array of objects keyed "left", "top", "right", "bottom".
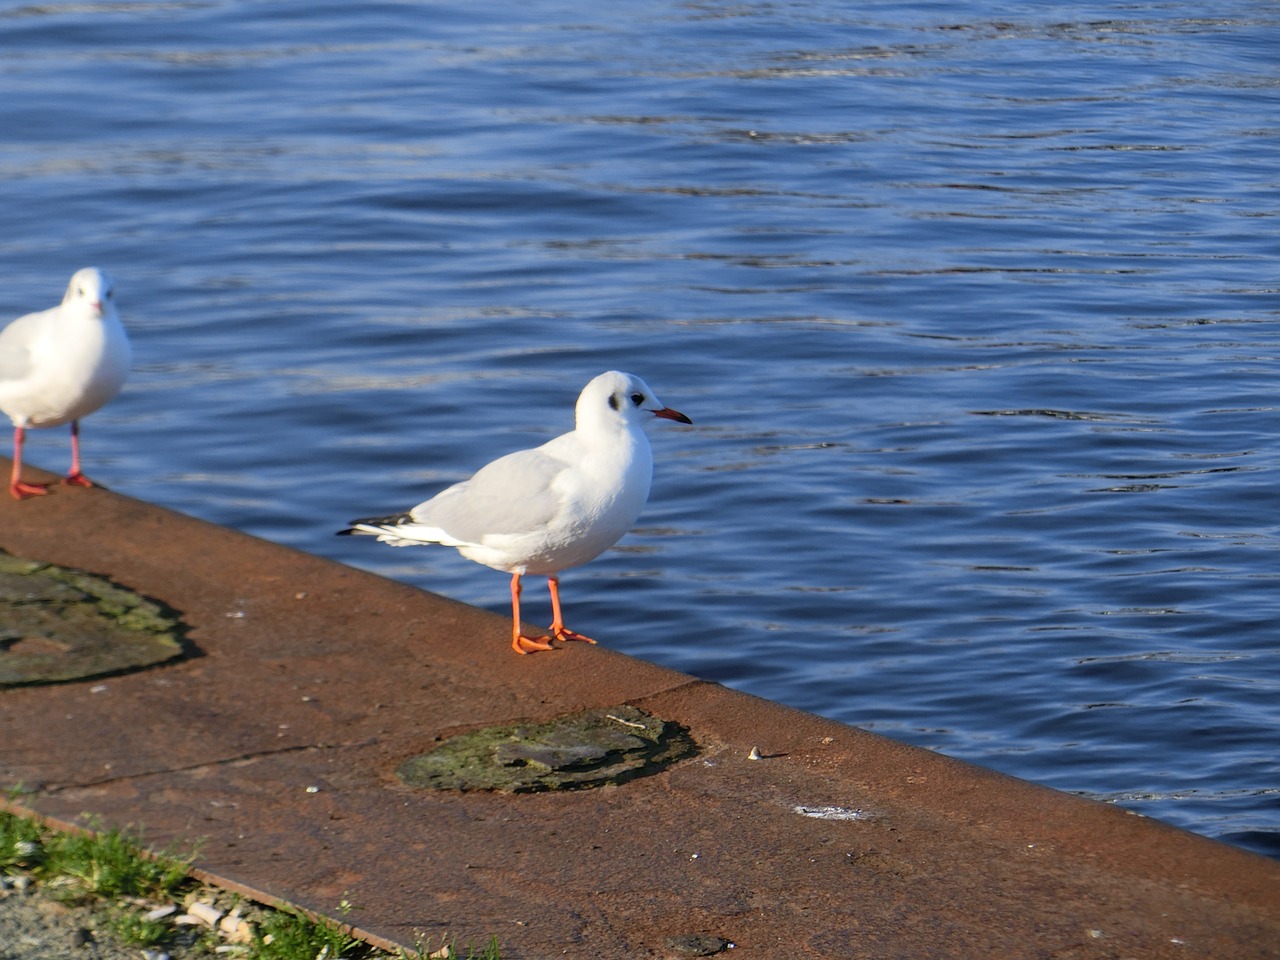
[{"left": 2, "top": 462, "right": 1278, "bottom": 959}]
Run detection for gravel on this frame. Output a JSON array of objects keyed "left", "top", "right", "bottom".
[{"left": 0, "top": 877, "right": 223, "bottom": 960}]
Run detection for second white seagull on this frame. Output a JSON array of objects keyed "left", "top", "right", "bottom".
[
  {"left": 0, "top": 267, "right": 131, "bottom": 499},
  {"left": 341, "top": 370, "right": 692, "bottom": 654}
]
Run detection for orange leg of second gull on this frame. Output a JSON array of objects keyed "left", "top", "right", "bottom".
[
  {"left": 509, "top": 573, "right": 554, "bottom": 654},
  {"left": 548, "top": 575, "right": 597, "bottom": 645},
  {"left": 62, "top": 420, "right": 94, "bottom": 488}
]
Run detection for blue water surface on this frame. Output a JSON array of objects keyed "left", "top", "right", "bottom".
[{"left": 1, "top": 1, "right": 1277, "bottom": 857}]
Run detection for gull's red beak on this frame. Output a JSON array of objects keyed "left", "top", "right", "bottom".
[{"left": 653, "top": 407, "right": 693, "bottom": 425}]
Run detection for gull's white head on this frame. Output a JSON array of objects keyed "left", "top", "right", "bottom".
[
  {"left": 576, "top": 370, "right": 693, "bottom": 433},
  {"left": 62, "top": 267, "right": 115, "bottom": 317}
]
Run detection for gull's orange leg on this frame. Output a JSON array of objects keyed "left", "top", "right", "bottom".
[
  {"left": 62, "top": 420, "right": 94, "bottom": 488},
  {"left": 10, "top": 427, "right": 50, "bottom": 499},
  {"left": 510, "top": 573, "right": 554, "bottom": 654},
  {"left": 547, "top": 575, "right": 597, "bottom": 645}
]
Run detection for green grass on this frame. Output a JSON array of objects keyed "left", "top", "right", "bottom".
[
  {"left": 250, "top": 903, "right": 503, "bottom": 960},
  {"left": 2, "top": 810, "right": 192, "bottom": 904},
  {"left": 252, "top": 902, "right": 368, "bottom": 959},
  {"left": 0, "top": 804, "right": 501, "bottom": 960},
  {"left": 0, "top": 806, "right": 43, "bottom": 871},
  {"left": 40, "top": 817, "right": 194, "bottom": 903},
  {"left": 105, "top": 908, "right": 175, "bottom": 948}
]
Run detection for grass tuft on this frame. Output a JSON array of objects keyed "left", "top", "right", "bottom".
[
  {"left": 252, "top": 898, "right": 372, "bottom": 960},
  {"left": 0, "top": 806, "right": 45, "bottom": 872},
  {"left": 0, "top": 803, "right": 502, "bottom": 959},
  {"left": 41, "top": 818, "right": 195, "bottom": 903},
  {"left": 105, "top": 908, "right": 175, "bottom": 947}
]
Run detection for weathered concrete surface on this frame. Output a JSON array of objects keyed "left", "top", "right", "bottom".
[{"left": 1, "top": 460, "right": 1278, "bottom": 960}]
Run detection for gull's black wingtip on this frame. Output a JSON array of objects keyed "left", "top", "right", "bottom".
[{"left": 337, "top": 512, "right": 412, "bottom": 537}]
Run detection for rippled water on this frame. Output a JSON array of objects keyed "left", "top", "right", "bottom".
[{"left": 2, "top": 1, "right": 1277, "bottom": 857}]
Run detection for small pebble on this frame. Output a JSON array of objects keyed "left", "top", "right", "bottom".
[
  {"left": 186, "top": 900, "right": 224, "bottom": 927},
  {"left": 219, "top": 914, "right": 255, "bottom": 942},
  {"left": 70, "top": 927, "right": 93, "bottom": 948},
  {"left": 747, "top": 746, "right": 762, "bottom": 760}
]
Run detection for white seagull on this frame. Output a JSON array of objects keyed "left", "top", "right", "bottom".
[
  {"left": 0, "top": 268, "right": 131, "bottom": 500},
  {"left": 342, "top": 370, "right": 693, "bottom": 654}
]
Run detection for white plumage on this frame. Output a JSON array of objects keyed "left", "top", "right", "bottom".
[
  {"left": 343, "top": 370, "right": 692, "bottom": 654},
  {"left": 0, "top": 268, "right": 131, "bottom": 499}
]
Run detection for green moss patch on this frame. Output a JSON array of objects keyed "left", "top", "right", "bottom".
[
  {"left": 397, "top": 705, "right": 696, "bottom": 793},
  {"left": 0, "top": 550, "right": 188, "bottom": 686}
]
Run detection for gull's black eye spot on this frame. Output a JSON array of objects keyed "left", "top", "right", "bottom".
[
  {"left": 630, "top": 393, "right": 645, "bottom": 407},
  {"left": 105, "top": 288, "right": 114, "bottom": 299},
  {"left": 608, "top": 393, "right": 620, "bottom": 411}
]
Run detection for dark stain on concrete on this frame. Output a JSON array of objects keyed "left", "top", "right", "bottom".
[
  {"left": 397, "top": 704, "right": 697, "bottom": 792},
  {"left": 665, "top": 933, "right": 733, "bottom": 956},
  {"left": 0, "top": 550, "right": 190, "bottom": 686}
]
